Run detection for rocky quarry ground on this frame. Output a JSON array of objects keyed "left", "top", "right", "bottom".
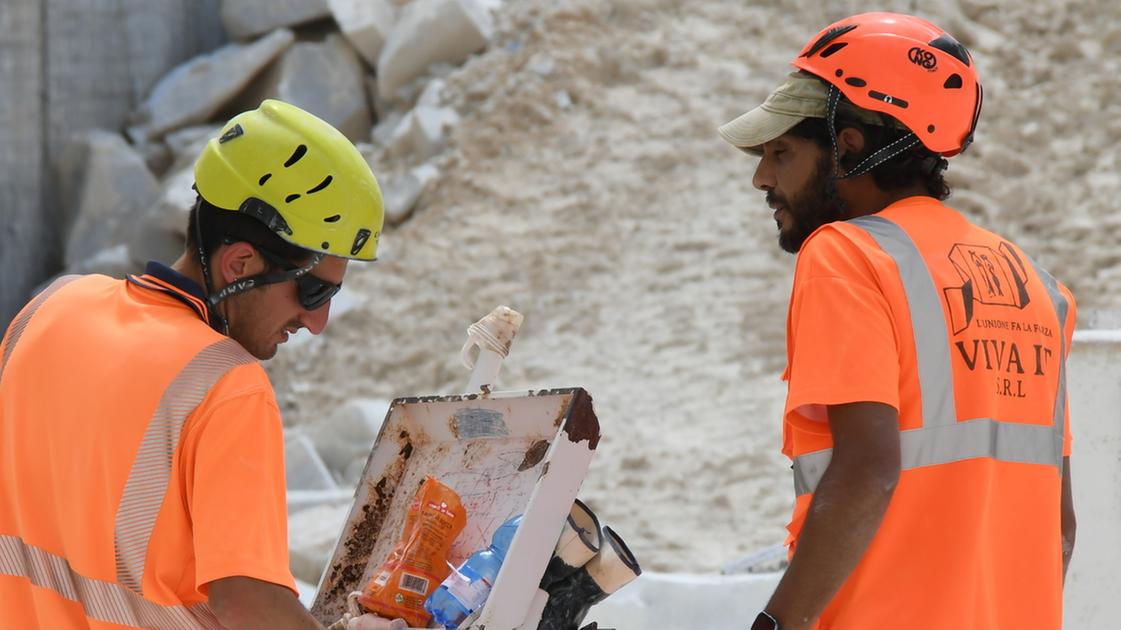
[{"left": 48, "top": 0, "right": 1121, "bottom": 585}]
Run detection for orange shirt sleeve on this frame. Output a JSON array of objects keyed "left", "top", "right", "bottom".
[
  {"left": 180, "top": 366, "right": 297, "bottom": 595},
  {"left": 785, "top": 227, "right": 901, "bottom": 423}
]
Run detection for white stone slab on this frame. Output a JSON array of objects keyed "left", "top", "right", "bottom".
[
  {"left": 221, "top": 0, "right": 330, "bottom": 40},
  {"left": 65, "top": 131, "right": 160, "bottom": 268},
  {"left": 305, "top": 398, "right": 390, "bottom": 485},
  {"left": 382, "top": 163, "right": 440, "bottom": 226},
  {"left": 237, "top": 33, "right": 371, "bottom": 141},
  {"left": 67, "top": 244, "right": 136, "bottom": 279},
  {"left": 327, "top": 0, "right": 396, "bottom": 68},
  {"left": 286, "top": 429, "right": 339, "bottom": 492},
  {"left": 1064, "top": 333, "right": 1121, "bottom": 628},
  {"left": 586, "top": 571, "right": 781, "bottom": 630},
  {"left": 376, "top": 0, "right": 493, "bottom": 102},
  {"left": 130, "top": 28, "right": 295, "bottom": 141},
  {"left": 386, "top": 104, "right": 459, "bottom": 161},
  {"left": 289, "top": 501, "right": 352, "bottom": 585}
]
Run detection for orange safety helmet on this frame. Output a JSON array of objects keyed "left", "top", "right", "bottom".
[{"left": 792, "top": 12, "right": 982, "bottom": 157}]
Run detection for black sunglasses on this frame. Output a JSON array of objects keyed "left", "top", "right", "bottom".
[{"left": 255, "top": 247, "right": 342, "bottom": 311}]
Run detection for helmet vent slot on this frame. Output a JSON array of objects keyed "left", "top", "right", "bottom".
[
  {"left": 869, "top": 90, "right": 909, "bottom": 109},
  {"left": 844, "top": 77, "right": 867, "bottom": 87},
  {"left": 307, "top": 175, "right": 333, "bottom": 194},
  {"left": 324, "top": 214, "right": 341, "bottom": 223},
  {"left": 943, "top": 74, "right": 963, "bottom": 89},
  {"left": 928, "top": 34, "right": 971, "bottom": 66},
  {"left": 802, "top": 24, "right": 857, "bottom": 57},
  {"left": 285, "top": 193, "right": 301, "bottom": 203},
  {"left": 284, "top": 144, "right": 308, "bottom": 167},
  {"left": 258, "top": 173, "right": 272, "bottom": 186},
  {"left": 820, "top": 42, "right": 847, "bottom": 58}
]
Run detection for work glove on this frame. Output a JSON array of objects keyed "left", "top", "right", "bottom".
[
  {"left": 347, "top": 614, "right": 407, "bottom": 630},
  {"left": 326, "top": 592, "right": 408, "bottom": 630}
]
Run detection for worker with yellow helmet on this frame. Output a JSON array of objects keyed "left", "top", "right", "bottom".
[{"left": 0, "top": 101, "right": 402, "bottom": 628}]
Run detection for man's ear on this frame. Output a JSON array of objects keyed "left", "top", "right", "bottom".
[
  {"left": 836, "top": 127, "right": 866, "bottom": 161},
  {"left": 213, "top": 242, "right": 263, "bottom": 285}
]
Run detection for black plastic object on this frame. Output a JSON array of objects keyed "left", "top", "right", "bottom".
[
  {"left": 540, "top": 499, "right": 603, "bottom": 590},
  {"left": 538, "top": 526, "right": 641, "bottom": 630}
]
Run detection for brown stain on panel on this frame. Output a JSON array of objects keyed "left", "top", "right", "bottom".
[
  {"left": 518, "top": 439, "right": 550, "bottom": 471},
  {"left": 562, "top": 388, "right": 600, "bottom": 449}
]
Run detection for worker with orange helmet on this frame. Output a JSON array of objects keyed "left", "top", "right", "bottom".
[
  {"left": 0, "top": 101, "right": 402, "bottom": 628},
  {"left": 719, "top": 13, "right": 1076, "bottom": 629}
]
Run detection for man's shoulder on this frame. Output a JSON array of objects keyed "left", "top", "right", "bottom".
[{"left": 795, "top": 220, "right": 885, "bottom": 282}]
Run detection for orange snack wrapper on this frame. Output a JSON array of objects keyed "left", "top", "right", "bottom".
[{"left": 358, "top": 477, "right": 467, "bottom": 626}]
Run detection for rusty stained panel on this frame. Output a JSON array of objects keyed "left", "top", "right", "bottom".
[
  {"left": 312, "top": 388, "right": 595, "bottom": 623},
  {"left": 312, "top": 432, "right": 414, "bottom": 624}
]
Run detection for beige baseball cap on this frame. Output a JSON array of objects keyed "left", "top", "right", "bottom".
[{"left": 719, "top": 71, "right": 897, "bottom": 155}]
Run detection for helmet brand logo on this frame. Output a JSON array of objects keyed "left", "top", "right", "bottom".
[
  {"left": 351, "top": 229, "right": 372, "bottom": 256},
  {"left": 218, "top": 124, "right": 244, "bottom": 144},
  {"left": 908, "top": 47, "right": 937, "bottom": 71}
]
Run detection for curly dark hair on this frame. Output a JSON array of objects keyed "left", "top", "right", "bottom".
[{"left": 786, "top": 103, "right": 952, "bottom": 201}]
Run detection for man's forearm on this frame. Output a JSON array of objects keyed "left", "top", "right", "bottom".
[
  {"left": 209, "top": 576, "right": 323, "bottom": 629},
  {"left": 1061, "top": 456, "right": 1075, "bottom": 585},
  {"left": 764, "top": 456, "right": 898, "bottom": 629}
]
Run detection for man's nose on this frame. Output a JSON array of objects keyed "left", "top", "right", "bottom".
[
  {"left": 300, "top": 302, "right": 331, "bottom": 335},
  {"left": 752, "top": 156, "right": 775, "bottom": 191}
]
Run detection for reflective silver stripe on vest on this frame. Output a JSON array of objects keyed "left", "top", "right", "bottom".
[
  {"left": 0, "top": 275, "right": 80, "bottom": 381},
  {"left": 848, "top": 216, "right": 957, "bottom": 426},
  {"left": 0, "top": 535, "right": 221, "bottom": 628},
  {"left": 792, "top": 217, "right": 1067, "bottom": 496},
  {"left": 115, "top": 338, "right": 255, "bottom": 593},
  {"left": 1028, "top": 260, "right": 1070, "bottom": 461}
]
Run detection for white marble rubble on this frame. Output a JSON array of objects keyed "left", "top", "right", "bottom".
[
  {"left": 68, "top": 245, "right": 135, "bottom": 279},
  {"left": 221, "top": 0, "right": 330, "bottom": 40},
  {"left": 326, "top": 0, "right": 396, "bottom": 68},
  {"left": 164, "top": 125, "right": 223, "bottom": 171},
  {"left": 386, "top": 105, "right": 459, "bottom": 162},
  {"left": 286, "top": 429, "right": 338, "bottom": 492},
  {"left": 304, "top": 398, "right": 391, "bottom": 486},
  {"left": 126, "top": 168, "right": 198, "bottom": 266},
  {"left": 65, "top": 131, "right": 160, "bottom": 269},
  {"left": 376, "top": 0, "right": 494, "bottom": 102},
  {"left": 129, "top": 28, "right": 295, "bottom": 141},
  {"left": 236, "top": 33, "right": 371, "bottom": 141},
  {"left": 288, "top": 501, "right": 352, "bottom": 585},
  {"left": 381, "top": 163, "right": 441, "bottom": 226}
]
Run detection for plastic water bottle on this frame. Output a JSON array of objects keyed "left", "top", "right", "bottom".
[{"left": 425, "top": 514, "right": 522, "bottom": 628}]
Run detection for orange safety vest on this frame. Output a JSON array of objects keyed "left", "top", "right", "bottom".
[
  {"left": 782, "top": 198, "right": 1074, "bottom": 629},
  {"left": 0, "top": 264, "right": 294, "bottom": 628}
]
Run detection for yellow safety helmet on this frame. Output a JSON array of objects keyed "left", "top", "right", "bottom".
[{"left": 194, "top": 99, "right": 383, "bottom": 260}]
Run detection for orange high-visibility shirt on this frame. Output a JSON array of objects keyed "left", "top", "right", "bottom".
[
  {"left": 0, "top": 263, "right": 296, "bottom": 628},
  {"left": 782, "top": 197, "right": 1075, "bottom": 629}
]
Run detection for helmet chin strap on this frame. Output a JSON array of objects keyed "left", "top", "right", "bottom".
[
  {"left": 826, "top": 84, "right": 922, "bottom": 181},
  {"left": 194, "top": 201, "right": 230, "bottom": 335}
]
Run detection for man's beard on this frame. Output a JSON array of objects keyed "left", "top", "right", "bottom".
[{"left": 769, "top": 153, "right": 846, "bottom": 254}]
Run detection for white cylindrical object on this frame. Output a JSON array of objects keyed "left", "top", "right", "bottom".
[
  {"left": 466, "top": 347, "right": 504, "bottom": 393},
  {"left": 460, "top": 305, "right": 524, "bottom": 393}
]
